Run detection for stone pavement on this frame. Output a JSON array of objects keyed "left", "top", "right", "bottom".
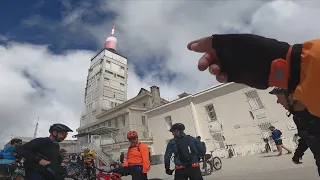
[{"left": 121, "top": 149, "right": 319, "bottom": 180}]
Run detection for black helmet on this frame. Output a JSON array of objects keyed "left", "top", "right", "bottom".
[
  {"left": 269, "top": 87, "right": 287, "bottom": 95},
  {"left": 169, "top": 123, "right": 185, "bottom": 132},
  {"left": 49, "top": 124, "right": 73, "bottom": 133}
]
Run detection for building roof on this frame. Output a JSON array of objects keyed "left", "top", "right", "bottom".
[
  {"left": 77, "top": 87, "right": 168, "bottom": 131},
  {"left": 144, "top": 83, "right": 236, "bottom": 114},
  {"left": 91, "top": 48, "right": 127, "bottom": 61}
]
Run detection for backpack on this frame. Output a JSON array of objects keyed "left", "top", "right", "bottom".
[{"left": 174, "top": 135, "right": 195, "bottom": 164}]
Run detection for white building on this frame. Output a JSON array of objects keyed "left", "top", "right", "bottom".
[
  {"left": 145, "top": 83, "right": 298, "bottom": 157},
  {"left": 80, "top": 24, "right": 128, "bottom": 127},
  {"left": 76, "top": 86, "right": 168, "bottom": 162}
]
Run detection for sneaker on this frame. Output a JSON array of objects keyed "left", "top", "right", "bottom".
[{"left": 277, "top": 153, "right": 282, "bottom": 156}]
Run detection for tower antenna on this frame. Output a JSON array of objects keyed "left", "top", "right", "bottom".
[
  {"left": 105, "top": 23, "right": 117, "bottom": 52},
  {"left": 33, "top": 117, "right": 39, "bottom": 138}
]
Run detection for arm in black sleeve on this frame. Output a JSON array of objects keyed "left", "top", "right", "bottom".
[
  {"left": 15, "top": 138, "right": 43, "bottom": 163},
  {"left": 293, "top": 138, "right": 309, "bottom": 159}
]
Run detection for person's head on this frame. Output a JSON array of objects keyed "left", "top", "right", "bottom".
[
  {"left": 269, "top": 126, "right": 275, "bottom": 131},
  {"left": 196, "top": 136, "right": 201, "bottom": 141},
  {"left": 60, "top": 148, "right": 67, "bottom": 156},
  {"left": 127, "top": 131, "right": 138, "bottom": 146},
  {"left": 269, "top": 88, "right": 293, "bottom": 110},
  {"left": 49, "top": 124, "right": 73, "bottom": 142},
  {"left": 82, "top": 146, "right": 89, "bottom": 152},
  {"left": 169, "top": 123, "right": 185, "bottom": 137},
  {"left": 121, "top": 152, "right": 124, "bottom": 155},
  {"left": 10, "top": 138, "right": 22, "bottom": 147}
]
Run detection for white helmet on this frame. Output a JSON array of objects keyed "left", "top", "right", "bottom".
[{"left": 82, "top": 146, "right": 89, "bottom": 151}]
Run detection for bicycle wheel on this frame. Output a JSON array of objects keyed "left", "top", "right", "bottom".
[
  {"left": 199, "top": 160, "right": 212, "bottom": 176},
  {"left": 212, "top": 157, "right": 222, "bottom": 170}
]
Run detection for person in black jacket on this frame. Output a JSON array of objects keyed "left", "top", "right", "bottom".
[
  {"left": 15, "top": 124, "right": 73, "bottom": 180},
  {"left": 268, "top": 88, "right": 320, "bottom": 175}
]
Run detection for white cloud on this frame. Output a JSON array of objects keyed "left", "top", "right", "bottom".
[{"left": 2, "top": 0, "right": 320, "bottom": 146}]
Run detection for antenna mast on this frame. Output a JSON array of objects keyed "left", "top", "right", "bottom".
[{"left": 34, "top": 117, "right": 39, "bottom": 138}]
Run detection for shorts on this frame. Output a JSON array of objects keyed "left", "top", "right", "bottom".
[{"left": 274, "top": 139, "right": 283, "bottom": 145}]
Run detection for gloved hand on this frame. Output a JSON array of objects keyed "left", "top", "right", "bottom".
[
  {"left": 292, "top": 155, "right": 302, "bottom": 164},
  {"left": 187, "top": 34, "right": 291, "bottom": 89},
  {"left": 165, "top": 168, "right": 174, "bottom": 175}
]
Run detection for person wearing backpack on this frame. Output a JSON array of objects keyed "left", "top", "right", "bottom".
[
  {"left": 269, "top": 126, "right": 292, "bottom": 156},
  {"left": 164, "top": 123, "right": 205, "bottom": 180}
]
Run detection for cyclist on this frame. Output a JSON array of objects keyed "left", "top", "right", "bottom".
[
  {"left": 82, "top": 146, "right": 96, "bottom": 179},
  {"left": 121, "top": 131, "right": 150, "bottom": 180},
  {"left": 269, "top": 87, "right": 320, "bottom": 175},
  {"left": 164, "top": 123, "right": 205, "bottom": 180},
  {"left": 269, "top": 126, "right": 292, "bottom": 156},
  {"left": 15, "top": 123, "right": 73, "bottom": 180},
  {"left": 0, "top": 138, "right": 22, "bottom": 178}
]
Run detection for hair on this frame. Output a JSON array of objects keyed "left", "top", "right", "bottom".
[
  {"left": 196, "top": 136, "right": 201, "bottom": 139},
  {"left": 269, "top": 126, "right": 275, "bottom": 129},
  {"left": 11, "top": 139, "right": 22, "bottom": 145}
]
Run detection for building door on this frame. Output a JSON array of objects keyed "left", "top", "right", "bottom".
[{"left": 91, "top": 135, "right": 101, "bottom": 147}]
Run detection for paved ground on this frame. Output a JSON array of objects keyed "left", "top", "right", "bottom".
[{"left": 122, "top": 149, "right": 319, "bottom": 180}]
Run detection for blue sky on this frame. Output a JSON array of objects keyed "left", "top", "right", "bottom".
[{"left": 0, "top": 0, "right": 112, "bottom": 53}]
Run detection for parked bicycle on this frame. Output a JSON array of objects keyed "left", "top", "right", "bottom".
[
  {"left": 91, "top": 165, "right": 163, "bottom": 180},
  {"left": 0, "top": 160, "right": 25, "bottom": 180},
  {"left": 262, "top": 138, "right": 272, "bottom": 153},
  {"left": 200, "top": 150, "right": 222, "bottom": 176}
]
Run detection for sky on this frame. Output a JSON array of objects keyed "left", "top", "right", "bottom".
[{"left": 1, "top": 0, "right": 320, "bottom": 146}]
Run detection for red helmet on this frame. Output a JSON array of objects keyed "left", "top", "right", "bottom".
[{"left": 127, "top": 131, "right": 138, "bottom": 139}]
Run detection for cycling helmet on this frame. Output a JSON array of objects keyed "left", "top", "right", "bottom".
[
  {"left": 49, "top": 124, "right": 73, "bottom": 133},
  {"left": 169, "top": 123, "right": 185, "bottom": 132},
  {"left": 127, "top": 131, "right": 138, "bottom": 139},
  {"left": 269, "top": 87, "right": 287, "bottom": 95}
]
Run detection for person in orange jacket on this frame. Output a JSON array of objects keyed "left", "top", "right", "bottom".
[
  {"left": 187, "top": 34, "right": 320, "bottom": 119},
  {"left": 122, "top": 131, "right": 150, "bottom": 180}
]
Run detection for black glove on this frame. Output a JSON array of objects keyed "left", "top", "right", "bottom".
[
  {"left": 292, "top": 155, "right": 302, "bottom": 164},
  {"left": 212, "top": 34, "right": 291, "bottom": 89},
  {"left": 165, "top": 168, "right": 174, "bottom": 175}
]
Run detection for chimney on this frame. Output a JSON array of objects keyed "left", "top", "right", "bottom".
[
  {"left": 178, "top": 92, "right": 190, "bottom": 99},
  {"left": 150, "top": 86, "right": 161, "bottom": 107}
]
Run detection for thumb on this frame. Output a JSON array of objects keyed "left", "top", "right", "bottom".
[{"left": 187, "top": 36, "right": 213, "bottom": 53}]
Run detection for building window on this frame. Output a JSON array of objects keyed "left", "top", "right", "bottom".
[
  {"left": 120, "top": 66, "right": 125, "bottom": 70},
  {"left": 212, "top": 133, "right": 225, "bottom": 148},
  {"left": 165, "top": 116, "right": 172, "bottom": 131},
  {"left": 245, "top": 90, "right": 264, "bottom": 111},
  {"left": 205, "top": 104, "right": 217, "bottom": 122},
  {"left": 118, "top": 75, "right": 125, "bottom": 79},
  {"left": 142, "top": 116, "right": 146, "bottom": 125},
  {"left": 258, "top": 121, "right": 272, "bottom": 132},
  {"left": 108, "top": 120, "right": 111, "bottom": 127},
  {"left": 121, "top": 116, "right": 125, "bottom": 126},
  {"left": 114, "top": 119, "right": 118, "bottom": 128}
]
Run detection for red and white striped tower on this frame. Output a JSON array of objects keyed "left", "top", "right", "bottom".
[{"left": 105, "top": 23, "right": 117, "bottom": 52}]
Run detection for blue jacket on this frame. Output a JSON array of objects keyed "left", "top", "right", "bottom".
[
  {"left": 164, "top": 132, "right": 205, "bottom": 168},
  {"left": 0, "top": 145, "right": 16, "bottom": 165},
  {"left": 271, "top": 129, "right": 282, "bottom": 140}
]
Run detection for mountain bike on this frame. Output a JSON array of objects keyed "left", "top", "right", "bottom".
[{"left": 200, "top": 150, "right": 222, "bottom": 176}]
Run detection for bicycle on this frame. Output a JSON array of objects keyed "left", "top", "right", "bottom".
[
  {"left": 0, "top": 161, "right": 25, "bottom": 180},
  {"left": 200, "top": 150, "right": 222, "bottom": 176},
  {"left": 91, "top": 165, "right": 164, "bottom": 180}
]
